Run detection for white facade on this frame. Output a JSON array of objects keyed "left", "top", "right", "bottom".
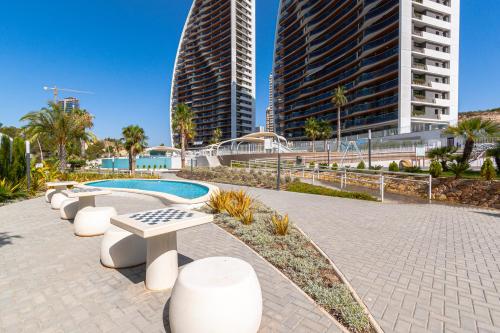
[{"left": 399, "top": 0, "right": 460, "bottom": 134}]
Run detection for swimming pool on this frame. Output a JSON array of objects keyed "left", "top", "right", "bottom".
[{"left": 86, "top": 179, "right": 210, "bottom": 200}]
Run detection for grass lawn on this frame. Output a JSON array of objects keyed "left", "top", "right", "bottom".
[{"left": 286, "top": 181, "right": 378, "bottom": 201}]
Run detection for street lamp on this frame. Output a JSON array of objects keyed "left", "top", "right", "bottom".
[{"left": 368, "top": 129, "right": 372, "bottom": 169}]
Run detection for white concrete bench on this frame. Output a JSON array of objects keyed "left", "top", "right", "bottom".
[{"left": 100, "top": 225, "right": 146, "bottom": 268}]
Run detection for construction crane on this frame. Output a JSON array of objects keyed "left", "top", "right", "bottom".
[{"left": 43, "top": 86, "right": 94, "bottom": 101}]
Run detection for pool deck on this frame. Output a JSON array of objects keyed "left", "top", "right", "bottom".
[{"left": 0, "top": 192, "right": 341, "bottom": 333}]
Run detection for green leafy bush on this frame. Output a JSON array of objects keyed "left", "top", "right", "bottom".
[
  {"left": 480, "top": 158, "right": 497, "bottom": 180},
  {"left": 331, "top": 162, "right": 338, "bottom": 170},
  {"left": 388, "top": 161, "right": 399, "bottom": 172},
  {"left": 449, "top": 161, "right": 470, "bottom": 179},
  {"left": 309, "top": 161, "right": 315, "bottom": 169},
  {"left": 429, "top": 160, "right": 443, "bottom": 178},
  {"left": 8, "top": 138, "right": 26, "bottom": 182},
  {"left": 286, "top": 181, "right": 377, "bottom": 201},
  {"left": 356, "top": 161, "right": 366, "bottom": 170},
  {"left": 369, "top": 165, "right": 383, "bottom": 170}
]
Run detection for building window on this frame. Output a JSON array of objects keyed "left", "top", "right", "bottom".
[{"left": 435, "top": 109, "right": 439, "bottom": 115}]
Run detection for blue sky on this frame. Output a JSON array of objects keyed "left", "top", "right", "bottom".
[{"left": 0, "top": 0, "right": 499, "bottom": 146}]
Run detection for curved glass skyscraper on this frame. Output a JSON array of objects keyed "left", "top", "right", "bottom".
[
  {"left": 273, "top": 0, "right": 459, "bottom": 140},
  {"left": 170, "top": 0, "right": 256, "bottom": 146}
]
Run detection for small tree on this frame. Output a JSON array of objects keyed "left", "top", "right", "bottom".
[
  {"left": 210, "top": 128, "right": 223, "bottom": 145},
  {"left": 429, "top": 160, "right": 443, "bottom": 178},
  {"left": 331, "top": 86, "right": 348, "bottom": 151},
  {"left": 122, "top": 125, "right": 148, "bottom": 175},
  {"left": 480, "top": 158, "right": 497, "bottom": 180},
  {"left": 486, "top": 142, "right": 500, "bottom": 173},
  {"left": 172, "top": 103, "right": 196, "bottom": 168},
  {"left": 357, "top": 161, "right": 366, "bottom": 170},
  {"left": 317, "top": 120, "right": 333, "bottom": 152},
  {"left": 9, "top": 138, "right": 26, "bottom": 182},
  {"left": 304, "top": 118, "right": 320, "bottom": 152},
  {"left": 388, "top": 161, "right": 399, "bottom": 172}
]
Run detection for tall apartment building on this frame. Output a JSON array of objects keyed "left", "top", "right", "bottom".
[
  {"left": 265, "top": 73, "right": 275, "bottom": 132},
  {"left": 273, "top": 0, "right": 459, "bottom": 140},
  {"left": 58, "top": 97, "right": 80, "bottom": 111},
  {"left": 170, "top": 0, "right": 256, "bottom": 146}
]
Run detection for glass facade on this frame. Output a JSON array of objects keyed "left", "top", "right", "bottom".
[{"left": 273, "top": 0, "right": 400, "bottom": 140}]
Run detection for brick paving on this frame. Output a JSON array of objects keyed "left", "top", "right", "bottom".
[
  {"left": 0, "top": 193, "right": 341, "bottom": 333},
  {"left": 215, "top": 183, "right": 500, "bottom": 333}
]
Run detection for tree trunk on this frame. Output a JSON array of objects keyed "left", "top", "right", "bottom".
[
  {"left": 129, "top": 148, "right": 135, "bottom": 175},
  {"left": 37, "top": 138, "right": 44, "bottom": 162},
  {"left": 180, "top": 133, "right": 186, "bottom": 168},
  {"left": 336, "top": 106, "right": 341, "bottom": 151},
  {"left": 59, "top": 143, "right": 67, "bottom": 172},
  {"left": 495, "top": 156, "right": 500, "bottom": 173},
  {"left": 462, "top": 138, "right": 474, "bottom": 163},
  {"left": 440, "top": 160, "right": 448, "bottom": 172}
]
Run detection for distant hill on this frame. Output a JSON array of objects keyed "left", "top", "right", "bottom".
[{"left": 459, "top": 108, "right": 500, "bottom": 123}]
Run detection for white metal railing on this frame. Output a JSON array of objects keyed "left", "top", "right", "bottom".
[{"left": 230, "top": 160, "right": 432, "bottom": 203}]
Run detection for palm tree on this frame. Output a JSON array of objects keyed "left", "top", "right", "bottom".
[
  {"left": 331, "top": 86, "right": 348, "bottom": 151},
  {"left": 304, "top": 117, "right": 320, "bottom": 152},
  {"left": 317, "top": 120, "right": 333, "bottom": 152},
  {"left": 172, "top": 103, "right": 196, "bottom": 168},
  {"left": 444, "top": 118, "right": 500, "bottom": 163},
  {"left": 20, "top": 102, "right": 94, "bottom": 171},
  {"left": 210, "top": 128, "right": 223, "bottom": 144},
  {"left": 426, "top": 146, "right": 458, "bottom": 171},
  {"left": 486, "top": 141, "right": 500, "bottom": 173},
  {"left": 122, "top": 125, "right": 147, "bottom": 174}
]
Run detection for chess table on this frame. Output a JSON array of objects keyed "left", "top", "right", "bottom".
[
  {"left": 111, "top": 208, "right": 213, "bottom": 291},
  {"left": 63, "top": 187, "right": 112, "bottom": 210},
  {"left": 46, "top": 181, "right": 79, "bottom": 191}
]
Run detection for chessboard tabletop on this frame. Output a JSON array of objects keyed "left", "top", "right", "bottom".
[
  {"left": 46, "top": 181, "right": 79, "bottom": 187},
  {"left": 63, "top": 187, "right": 112, "bottom": 198},
  {"left": 111, "top": 207, "right": 213, "bottom": 238}
]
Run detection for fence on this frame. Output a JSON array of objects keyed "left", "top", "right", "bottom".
[{"left": 230, "top": 159, "right": 432, "bottom": 203}]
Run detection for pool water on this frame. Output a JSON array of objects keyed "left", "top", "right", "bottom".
[{"left": 86, "top": 179, "right": 209, "bottom": 199}]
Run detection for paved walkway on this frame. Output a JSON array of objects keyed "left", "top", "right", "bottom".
[
  {"left": 215, "top": 183, "right": 500, "bottom": 333},
  {"left": 0, "top": 193, "right": 340, "bottom": 333}
]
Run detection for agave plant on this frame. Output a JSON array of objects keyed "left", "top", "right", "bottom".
[
  {"left": 0, "top": 178, "right": 26, "bottom": 202},
  {"left": 271, "top": 213, "right": 289, "bottom": 236},
  {"left": 206, "top": 190, "right": 231, "bottom": 214}
]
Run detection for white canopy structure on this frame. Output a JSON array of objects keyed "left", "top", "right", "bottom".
[
  {"left": 197, "top": 132, "right": 289, "bottom": 156},
  {"left": 144, "top": 146, "right": 181, "bottom": 155}
]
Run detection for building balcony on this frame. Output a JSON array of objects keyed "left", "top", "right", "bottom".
[
  {"left": 411, "top": 96, "right": 450, "bottom": 107},
  {"left": 412, "top": 0, "right": 452, "bottom": 15},
  {"left": 413, "top": 30, "right": 451, "bottom": 45},
  {"left": 412, "top": 46, "right": 451, "bottom": 61},
  {"left": 413, "top": 13, "right": 451, "bottom": 30},
  {"left": 411, "top": 80, "right": 450, "bottom": 92}
]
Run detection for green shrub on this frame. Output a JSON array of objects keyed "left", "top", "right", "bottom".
[
  {"left": 480, "top": 158, "right": 497, "bottom": 180},
  {"left": 286, "top": 181, "right": 377, "bottom": 201},
  {"left": 9, "top": 138, "right": 26, "bottom": 182},
  {"left": 369, "top": 165, "right": 383, "bottom": 170},
  {"left": 309, "top": 161, "right": 315, "bottom": 169},
  {"left": 331, "top": 162, "right": 338, "bottom": 170},
  {"left": 403, "top": 166, "right": 421, "bottom": 173},
  {"left": 0, "top": 135, "right": 11, "bottom": 179},
  {"left": 449, "top": 161, "right": 470, "bottom": 179},
  {"left": 388, "top": 161, "right": 399, "bottom": 172},
  {"left": 147, "top": 165, "right": 151, "bottom": 170},
  {"left": 429, "top": 160, "right": 443, "bottom": 178},
  {"left": 356, "top": 161, "right": 366, "bottom": 170},
  {"left": 319, "top": 163, "right": 328, "bottom": 169}
]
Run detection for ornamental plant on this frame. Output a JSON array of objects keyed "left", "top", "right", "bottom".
[
  {"left": 388, "top": 161, "right": 399, "bottom": 172},
  {"left": 429, "top": 160, "right": 443, "bottom": 178},
  {"left": 480, "top": 158, "right": 497, "bottom": 181},
  {"left": 356, "top": 160, "right": 366, "bottom": 170}
]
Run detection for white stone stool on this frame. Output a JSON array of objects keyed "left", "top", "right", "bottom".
[
  {"left": 45, "top": 189, "right": 56, "bottom": 203},
  {"left": 169, "top": 257, "right": 262, "bottom": 333},
  {"left": 100, "top": 225, "right": 146, "bottom": 268},
  {"left": 59, "top": 198, "right": 79, "bottom": 220},
  {"left": 74, "top": 206, "right": 117, "bottom": 237},
  {"left": 51, "top": 193, "right": 68, "bottom": 210}
]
